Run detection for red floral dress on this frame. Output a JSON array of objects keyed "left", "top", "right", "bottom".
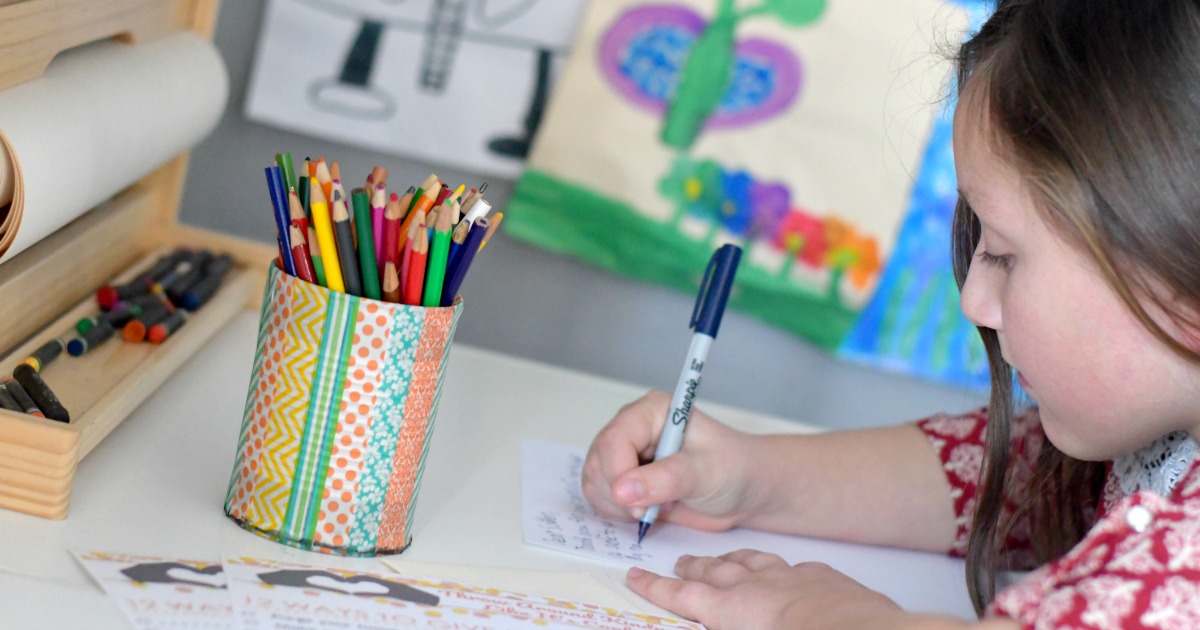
[{"left": 918, "top": 409, "right": 1200, "bottom": 628}]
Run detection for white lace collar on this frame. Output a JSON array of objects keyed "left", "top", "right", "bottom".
[{"left": 1112, "top": 430, "right": 1197, "bottom": 498}]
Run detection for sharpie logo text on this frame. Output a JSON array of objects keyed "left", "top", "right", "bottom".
[{"left": 671, "top": 376, "right": 701, "bottom": 425}]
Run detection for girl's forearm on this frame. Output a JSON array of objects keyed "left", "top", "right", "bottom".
[{"left": 736, "top": 424, "right": 959, "bottom": 553}]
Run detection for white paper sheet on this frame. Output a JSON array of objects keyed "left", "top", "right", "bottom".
[
  {"left": 244, "top": 0, "right": 588, "bottom": 179},
  {"left": 520, "top": 438, "right": 976, "bottom": 619},
  {"left": 72, "top": 550, "right": 236, "bottom": 630},
  {"left": 224, "top": 556, "right": 701, "bottom": 630},
  {"left": 0, "top": 34, "right": 228, "bottom": 262}
]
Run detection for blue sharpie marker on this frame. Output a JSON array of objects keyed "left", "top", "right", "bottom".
[{"left": 638, "top": 243, "right": 741, "bottom": 543}]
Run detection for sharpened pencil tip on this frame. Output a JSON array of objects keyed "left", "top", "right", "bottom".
[{"left": 637, "top": 522, "right": 650, "bottom": 543}]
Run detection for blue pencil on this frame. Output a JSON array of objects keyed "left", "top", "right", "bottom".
[{"left": 266, "top": 165, "right": 297, "bottom": 276}]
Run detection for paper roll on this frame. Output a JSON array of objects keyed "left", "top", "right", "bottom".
[{"left": 0, "top": 33, "right": 228, "bottom": 263}]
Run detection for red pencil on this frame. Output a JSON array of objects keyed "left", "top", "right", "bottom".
[
  {"left": 433, "top": 183, "right": 452, "bottom": 206},
  {"left": 402, "top": 226, "right": 429, "bottom": 306},
  {"left": 382, "top": 193, "right": 404, "bottom": 270},
  {"left": 289, "top": 225, "right": 317, "bottom": 283}
]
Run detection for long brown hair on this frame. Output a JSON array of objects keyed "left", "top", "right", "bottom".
[{"left": 951, "top": 0, "right": 1200, "bottom": 613}]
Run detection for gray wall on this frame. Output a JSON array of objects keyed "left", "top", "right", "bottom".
[{"left": 180, "top": 1, "right": 986, "bottom": 431}]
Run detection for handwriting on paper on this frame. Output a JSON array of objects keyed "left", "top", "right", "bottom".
[{"left": 522, "top": 439, "right": 653, "bottom": 567}]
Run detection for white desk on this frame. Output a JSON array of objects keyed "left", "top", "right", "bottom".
[{"left": 0, "top": 312, "right": 972, "bottom": 627}]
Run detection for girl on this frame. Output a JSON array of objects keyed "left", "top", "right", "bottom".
[{"left": 581, "top": 1, "right": 1200, "bottom": 627}]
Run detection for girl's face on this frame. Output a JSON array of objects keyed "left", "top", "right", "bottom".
[{"left": 952, "top": 93, "right": 1200, "bottom": 461}]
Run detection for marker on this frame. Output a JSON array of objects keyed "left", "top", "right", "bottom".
[
  {"left": 637, "top": 244, "right": 741, "bottom": 543},
  {"left": 13, "top": 364, "right": 68, "bottom": 423},
  {"left": 22, "top": 338, "right": 65, "bottom": 372},
  {"left": 0, "top": 384, "right": 20, "bottom": 412},
  {"left": 180, "top": 254, "right": 235, "bottom": 311},
  {"left": 3, "top": 379, "right": 43, "bottom": 417},
  {"left": 67, "top": 321, "right": 116, "bottom": 356},
  {"left": 96, "top": 248, "right": 190, "bottom": 309},
  {"left": 148, "top": 310, "right": 189, "bottom": 344}
]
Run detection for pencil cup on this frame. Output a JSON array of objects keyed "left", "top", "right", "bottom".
[{"left": 224, "top": 263, "right": 463, "bottom": 556}]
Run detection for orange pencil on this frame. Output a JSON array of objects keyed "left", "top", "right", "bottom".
[
  {"left": 330, "top": 160, "right": 341, "bottom": 183},
  {"left": 314, "top": 158, "right": 333, "bottom": 201},
  {"left": 402, "top": 225, "right": 429, "bottom": 306},
  {"left": 397, "top": 191, "right": 431, "bottom": 251}
]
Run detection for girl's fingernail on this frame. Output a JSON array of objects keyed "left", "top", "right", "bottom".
[
  {"left": 628, "top": 567, "right": 645, "bottom": 579},
  {"left": 615, "top": 478, "right": 646, "bottom": 503},
  {"left": 630, "top": 507, "right": 646, "bottom": 520}
]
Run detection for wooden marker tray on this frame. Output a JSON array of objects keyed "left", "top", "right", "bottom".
[{"left": 0, "top": 0, "right": 275, "bottom": 518}]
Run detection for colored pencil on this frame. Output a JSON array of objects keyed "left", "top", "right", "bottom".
[
  {"left": 400, "top": 222, "right": 415, "bottom": 300},
  {"left": 398, "top": 190, "right": 430, "bottom": 252},
  {"left": 463, "top": 197, "right": 492, "bottom": 225},
  {"left": 289, "top": 225, "right": 316, "bottom": 284},
  {"left": 308, "top": 225, "right": 327, "bottom": 286},
  {"left": 276, "top": 152, "right": 297, "bottom": 191},
  {"left": 382, "top": 260, "right": 401, "bottom": 303},
  {"left": 382, "top": 193, "right": 404, "bottom": 272},
  {"left": 330, "top": 160, "right": 341, "bottom": 184},
  {"left": 287, "top": 188, "right": 309, "bottom": 235},
  {"left": 352, "top": 187, "right": 381, "bottom": 300},
  {"left": 371, "top": 183, "right": 386, "bottom": 271},
  {"left": 445, "top": 218, "right": 470, "bottom": 282},
  {"left": 299, "top": 175, "right": 313, "bottom": 222},
  {"left": 434, "top": 183, "right": 452, "bottom": 206},
  {"left": 441, "top": 217, "right": 488, "bottom": 306},
  {"left": 308, "top": 183, "right": 344, "bottom": 292},
  {"left": 331, "top": 188, "right": 363, "bottom": 297},
  {"left": 480, "top": 211, "right": 503, "bottom": 251},
  {"left": 422, "top": 204, "right": 453, "bottom": 307},
  {"left": 265, "top": 166, "right": 296, "bottom": 276},
  {"left": 403, "top": 226, "right": 429, "bottom": 306},
  {"left": 315, "top": 158, "right": 333, "bottom": 201}
]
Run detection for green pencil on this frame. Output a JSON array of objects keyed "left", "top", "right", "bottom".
[
  {"left": 276, "top": 152, "right": 297, "bottom": 191},
  {"left": 422, "top": 203, "right": 453, "bottom": 306},
  {"left": 352, "top": 187, "right": 382, "bottom": 300}
]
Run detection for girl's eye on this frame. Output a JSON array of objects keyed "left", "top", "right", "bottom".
[{"left": 976, "top": 250, "right": 1014, "bottom": 270}]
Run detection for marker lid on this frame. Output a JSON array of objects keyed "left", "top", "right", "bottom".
[{"left": 689, "top": 244, "right": 741, "bottom": 338}]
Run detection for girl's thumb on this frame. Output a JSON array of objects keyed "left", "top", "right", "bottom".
[{"left": 611, "top": 455, "right": 694, "bottom": 509}]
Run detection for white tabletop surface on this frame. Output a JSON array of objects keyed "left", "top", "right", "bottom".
[{"left": 0, "top": 311, "right": 972, "bottom": 628}]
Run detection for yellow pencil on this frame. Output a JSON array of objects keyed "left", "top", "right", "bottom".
[{"left": 309, "top": 183, "right": 345, "bottom": 292}]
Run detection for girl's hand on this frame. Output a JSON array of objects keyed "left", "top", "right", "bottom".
[
  {"left": 626, "top": 550, "right": 904, "bottom": 630},
  {"left": 581, "top": 390, "right": 763, "bottom": 531}
]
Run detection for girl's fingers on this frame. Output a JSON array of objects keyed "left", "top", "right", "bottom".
[
  {"left": 626, "top": 567, "right": 713, "bottom": 623},
  {"left": 719, "top": 548, "right": 788, "bottom": 572},
  {"left": 674, "top": 554, "right": 750, "bottom": 588}
]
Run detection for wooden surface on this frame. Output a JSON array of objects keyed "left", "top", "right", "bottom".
[
  {"left": 0, "top": 0, "right": 259, "bottom": 519},
  {"left": 0, "top": 0, "right": 217, "bottom": 91}
]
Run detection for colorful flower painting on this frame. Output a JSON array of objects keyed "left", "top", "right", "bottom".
[{"left": 507, "top": 0, "right": 988, "bottom": 386}]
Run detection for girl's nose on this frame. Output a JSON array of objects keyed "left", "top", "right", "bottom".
[{"left": 960, "top": 262, "right": 1003, "bottom": 331}]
